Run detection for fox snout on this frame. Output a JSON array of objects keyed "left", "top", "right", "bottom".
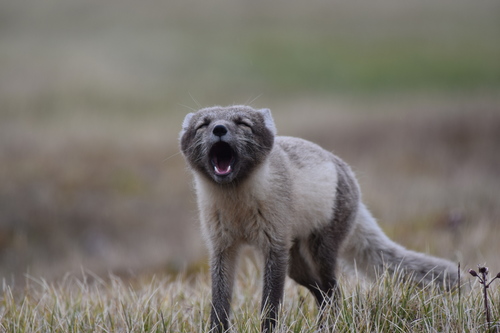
[{"left": 212, "top": 124, "right": 228, "bottom": 137}]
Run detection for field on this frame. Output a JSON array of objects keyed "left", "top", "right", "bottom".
[
  {"left": 1, "top": 0, "right": 500, "bottom": 331},
  {"left": 1, "top": 265, "right": 500, "bottom": 332}
]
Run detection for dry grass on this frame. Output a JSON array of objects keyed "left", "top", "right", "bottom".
[{"left": 1, "top": 262, "right": 499, "bottom": 332}]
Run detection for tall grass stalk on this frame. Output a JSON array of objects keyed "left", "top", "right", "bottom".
[{"left": 469, "top": 267, "right": 500, "bottom": 333}]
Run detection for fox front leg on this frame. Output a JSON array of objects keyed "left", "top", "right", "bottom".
[
  {"left": 260, "top": 246, "right": 288, "bottom": 332},
  {"left": 210, "top": 246, "right": 239, "bottom": 332}
]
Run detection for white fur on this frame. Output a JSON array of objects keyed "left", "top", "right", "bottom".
[
  {"left": 193, "top": 135, "right": 341, "bottom": 252},
  {"left": 286, "top": 155, "right": 337, "bottom": 237},
  {"left": 194, "top": 158, "right": 286, "bottom": 250}
]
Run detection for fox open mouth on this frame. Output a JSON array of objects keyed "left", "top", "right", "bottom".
[{"left": 209, "top": 142, "right": 235, "bottom": 176}]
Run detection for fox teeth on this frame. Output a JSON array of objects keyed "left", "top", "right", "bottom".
[{"left": 214, "top": 165, "right": 231, "bottom": 175}]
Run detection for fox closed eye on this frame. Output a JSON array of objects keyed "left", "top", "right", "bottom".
[
  {"left": 196, "top": 121, "right": 210, "bottom": 131},
  {"left": 235, "top": 120, "right": 253, "bottom": 131}
]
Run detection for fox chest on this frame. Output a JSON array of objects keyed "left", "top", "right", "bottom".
[
  {"left": 195, "top": 176, "right": 290, "bottom": 247},
  {"left": 205, "top": 202, "right": 271, "bottom": 245}
]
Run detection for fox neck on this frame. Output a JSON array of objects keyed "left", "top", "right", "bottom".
[{"left": 194, "top": 155, "right": 273, "bottom": 206}]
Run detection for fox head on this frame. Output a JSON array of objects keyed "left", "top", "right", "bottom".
[{"left": 180, "top": 105, "right": 276, "bottom": 184}]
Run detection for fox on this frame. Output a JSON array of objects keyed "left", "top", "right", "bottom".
[{"left": 179, "top": 105, "right": 458, "bottom": 332}]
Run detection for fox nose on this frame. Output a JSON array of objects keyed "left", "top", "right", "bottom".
[{"left": 212, "top": 124, "right": 228, "bottom": 137}]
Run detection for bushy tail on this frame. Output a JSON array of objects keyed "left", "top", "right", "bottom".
[{"left": 340, "top": 204, "right": 459, "bottom": 288}]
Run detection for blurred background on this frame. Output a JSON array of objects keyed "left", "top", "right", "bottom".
[{"left": 1, "top": 0, "right": 499, "bottom": 282}]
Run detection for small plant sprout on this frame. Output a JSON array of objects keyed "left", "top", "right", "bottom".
[{"left": 469, "top": 266, "right": 500, "bottom": 332}]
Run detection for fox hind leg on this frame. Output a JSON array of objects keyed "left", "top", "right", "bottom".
[
  {"left": 289, "top": 232, "right": 342, "bottom": 331},
  {"left": 307, "top": 229, "right": 342, "bottom": 308},
  {"left": 288, "top": 239, "right": 325, "bottom": 305}
]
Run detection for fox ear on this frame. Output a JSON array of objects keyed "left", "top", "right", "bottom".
[
  {"left": 181, "top": 113, "right": 195, "bottom": 131},
  {"left": 258, "top": 108, "right": 277, "bottom": 135},
  {"left": 179, "top": 112, "right": 195, "bottom": 140}
]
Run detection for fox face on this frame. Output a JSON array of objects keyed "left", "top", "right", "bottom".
[{"left": 180, "top": 105, "right": 276, "bottom": 184}]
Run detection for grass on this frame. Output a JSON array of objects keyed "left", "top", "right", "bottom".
[{"left": 1, "top": 263, "right": 499, "bottom": 332}]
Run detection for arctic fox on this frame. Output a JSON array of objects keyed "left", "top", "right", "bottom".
[{"left": 179, "top": 105, "right": 458, "bottom": 332}]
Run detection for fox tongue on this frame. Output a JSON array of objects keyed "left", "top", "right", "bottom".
[{"left": 214, "top": 157, "right": 232, "bottom": 175}]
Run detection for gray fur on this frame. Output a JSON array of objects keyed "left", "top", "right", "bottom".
[{"left": 179, "top": 105, "right": 458, "bottom": 333}]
